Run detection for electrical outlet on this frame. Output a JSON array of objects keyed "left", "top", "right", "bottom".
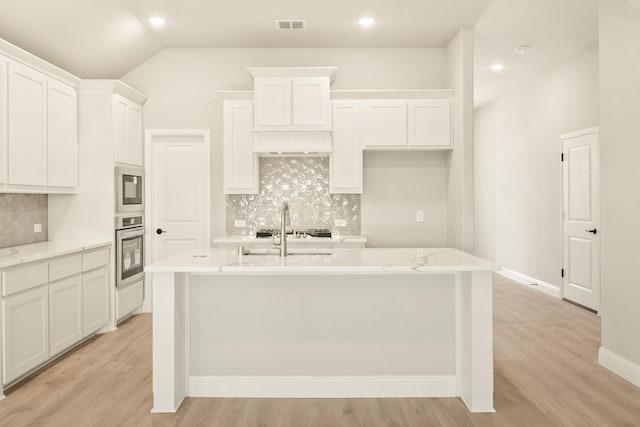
[
  {"left": 334, "top": 219, "right": 347, "bottom": 227},
  {"left": 234, "top": 219, "right": 246, "bottom": 228},
  {"left": 34, "top": 223, "right": 42, "bottom": 233},
  {"left": 415, "top": 211, "right": 424, "bottom": 223}
]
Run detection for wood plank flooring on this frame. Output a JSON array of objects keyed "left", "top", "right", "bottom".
[{"left": 1, "top": 274, "right": 639, "bottom": 426}]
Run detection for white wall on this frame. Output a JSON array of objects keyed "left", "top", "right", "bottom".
[
  {"left": 446, "top": 29, "right": 475, "bottom": 252},
  {"left": 598, "top": 0, "right": 640, "bottom": 374},
  {"left": 122, "top": 48, "right": 448, "bottom": 245},
  {"left": 474, "top": 47, "right": 599, "bottom": 286},
  {"left": 362, "top": 151, "right": 448, "bottom": 248}
]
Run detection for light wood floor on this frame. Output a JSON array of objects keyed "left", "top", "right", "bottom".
[{"left": 1, "top": 275, "right": 640, "bottom": 426}]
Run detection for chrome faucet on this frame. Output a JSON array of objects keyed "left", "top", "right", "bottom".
[{"left": 279, "top": 201, "right": 290, "bottom": 257}]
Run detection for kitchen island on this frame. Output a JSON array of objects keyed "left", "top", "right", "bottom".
[{"left": 146, "top": 247, "right": 499, "bottom": 414}]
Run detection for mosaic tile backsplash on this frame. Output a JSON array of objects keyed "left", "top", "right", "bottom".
[
  {"left": 0, "top": 194, "right": 48, "bottom": 248},
  {"left": 226, "top": 157, "right": 360, "bottom": 236}
]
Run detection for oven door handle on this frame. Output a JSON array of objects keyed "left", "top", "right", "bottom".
[{"left": 118, "top": 228, "right": 144, "bottom": 239}]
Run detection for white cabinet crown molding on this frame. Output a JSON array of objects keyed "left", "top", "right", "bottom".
[
  {"left": 0, "top": 38, "right": 79, "bottom": 87},
  {"left": 78, "top": 80, "right": 147, "bottom": 105},
  {"left": 217, "top": 89, "right": 455, "bottom": 100},
  {"left": 247, "top": 67, "right": 338, "bottom": 83},
  {"left": 331, "top": 89, "right": 454, "bottom": 100},
  {"left": 216, "top": 91, "right": 253, "bottom": 100}
]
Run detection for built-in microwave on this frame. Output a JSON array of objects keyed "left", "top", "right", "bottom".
[{"left": 115, "top": 166, "right": 144, "bottom": 213}]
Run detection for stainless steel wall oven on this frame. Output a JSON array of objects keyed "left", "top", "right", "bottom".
[{"left": 115, "top": 214, "right": 144, "bottom": 289}]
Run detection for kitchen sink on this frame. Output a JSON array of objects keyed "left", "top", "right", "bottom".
[{"left": 240, "top": 248, "right": 333, "bottom": 256}]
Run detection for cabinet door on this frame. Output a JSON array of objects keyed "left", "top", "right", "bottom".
[
  {"left": 47, "top": 78, "right": 78, "bottom": 188},
  {"left": 330, "top": 101, "right": 362, "bottom": 194},
  {"left": 113, "top": 95, "right": 129, "bottom": 164},
  {"left": 361, "top": 100, "right": 407, "bottom": 147},
  {"left": 82, "top": 266, "right": 110, "bottom": 337},
  {"left": 223, "top": 101, "right": 258, "bottom": 194},
  {"left": 292, "top": 78, "right": 331, "bottom": 130},
  {"left": 127, "top": 102, "right": 143, "bottom": 166},
  {"left": 254, "top": 78, "right": 291, "bottom": 128},
  {"left": 408, "top": 100, "right": 451, "bottom": 147},
  {"left": 49, "top": 275, "right": 83, "bottom": 357},
  {"left": 0, "top": 55, "right": 7, "bottom": 184},
  {"left": 7, "top": 60, "right": 47, "bottom": 186},
  {"left": 2, "top": 286, "right": 49, "bottom": 384}
]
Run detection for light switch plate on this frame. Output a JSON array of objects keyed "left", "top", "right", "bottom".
[
  {"left": 34, "top": 223, "right": 42, "bottom": 233},
  {"left": 415, "top": 211, "right": 424, "bottom": 223},
  {"left": 234, "top": 219, "right": 247, "bottom": 228},
  {"left": 334, "top": 219, "right": 347, "bottom": 227}
]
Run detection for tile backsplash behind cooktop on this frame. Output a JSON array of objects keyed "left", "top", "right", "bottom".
[{"left": 226, "top": 157, "right": 360, "bottom": 236}]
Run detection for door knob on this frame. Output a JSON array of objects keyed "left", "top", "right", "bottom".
[
  {"left": 585, "top": 228, "right": 598, "bottom": 234},
  {"left": 156, "top": 228, "right": 166, "bottom": 235}
]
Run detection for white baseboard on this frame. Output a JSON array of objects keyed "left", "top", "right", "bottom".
[
  {"left": 497, "top": 268, "right": 561, "bottom": 299},
  {"left": 599, "top": 347, "right": 640, "bottom": 388},
  {"left": 188, "top": 375, "right": 457, "bottom": 398}
]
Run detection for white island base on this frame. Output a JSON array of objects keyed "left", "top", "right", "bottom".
[{"left": 148, "top": 248, "right": 497, "bottom": 414}]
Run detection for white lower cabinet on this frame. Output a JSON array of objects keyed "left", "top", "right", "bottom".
[
  {"left": 49, "top": 275, "right": 83, "bottom": 357},
  {"left": 82, "top": 266, "right": 110, "bottom": 337},
  {"left": 117, "top": 280, "right": 144, "bottom": 321},
  {"left": 1, "top": 245, "right": 111, "bottom": 386},
  {"left": 2, "top": 286, "right": 49, "bottom": 384}
]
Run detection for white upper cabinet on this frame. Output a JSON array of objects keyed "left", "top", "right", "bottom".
[
  {"left": 47, "top": 78, "right": 78, "bottom": 188},
  {"left": 223, "top": 100, "right": 259, "bottom": 194},
  {"left": 7, "top": 60, "right": 47, "bottom": 186},
  {"left": 291, "top": 78, "right": 331, "bottom": 128},
  {"left": 113, "top": 94, "right": 143, "bottom": 166},
  {"left": 330, "top": 101, "right": 362, "bottom": 194},
  {"left": 407, "top": 99, "right": 452, "bottom": 148},
  {"left": 358, "top": 97, "right": 452, "bottom": 150},
  {"left": 361, "top": 100, "right": 407, "bottom": 147},
  {"left": 249, "top": 67, "right": 335, "bottom": 132},
  {"left": 0, "top": 43, "right": 80, "bottom": 194},
  {"left": 127, "top": 102, "right": 143, "bottom": 166},
  {"left": 254, "top": 78, "right": 291, "bottom": 128}
]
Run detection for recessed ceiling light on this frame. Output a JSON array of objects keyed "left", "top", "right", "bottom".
[
  {"left": 490, "top": 63, "right": 504, "bottom": 72},
  {"left": 514, "top": 45, "right": 529, "bottom": 55},
  {"left": 359, "top": 17, "right": 375, "bottom": 27},
  {"left": 149, "top": 17, "right": 166, "bottom": 27}
]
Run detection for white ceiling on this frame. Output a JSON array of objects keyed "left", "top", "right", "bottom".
[
  {"left": 474, "top": 0, "right": 598, "bottom": 107},
  {"left": 0, "top": 0, "right": 599, "bottom": 107}
]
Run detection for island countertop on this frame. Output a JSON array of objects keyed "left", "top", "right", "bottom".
[{"left": 145, "top": 247, "right": 499, "bottom": 274}]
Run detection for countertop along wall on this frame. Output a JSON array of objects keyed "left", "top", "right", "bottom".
[
  {"left": 474, "top": 46, "right": 599, "bottom": 288},
  {"left": 121, "top": 48, "right": 448, "bottom": 247}
]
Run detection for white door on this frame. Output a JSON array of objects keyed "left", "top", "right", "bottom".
[
  {"left": 148, "top": 130, "right": 210, "bottom": 262},
  {"left": 562, "top": 126, "right": 600, "bottom": 312}
]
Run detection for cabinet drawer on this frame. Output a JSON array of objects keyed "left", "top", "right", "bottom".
[
  {"left": 117, "top": 280, "right": 143, "bottom": 321},
  {"left": 49, "top": 254, "right": 82, "bottom": 282},
  {"left": 83, "top": 247, "right": 110, "bottom": 272},
  {"left": 2, "top": 262, "right": 48, "bottom": 297}
]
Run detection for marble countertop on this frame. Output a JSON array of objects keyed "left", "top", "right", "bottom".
[
  {"left": 0, "top": 240, "right": 112, "bottom": 269},
  {"left": 213, "top": 235, "right": 367, "bottom": 244},
  {"left": 146, "top": 247, "right": 499, "bottom": 274}
]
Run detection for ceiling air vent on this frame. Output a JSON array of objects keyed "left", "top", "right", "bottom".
[{"left": 276, "top": 20, "right": 306, "bottom": 30}]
